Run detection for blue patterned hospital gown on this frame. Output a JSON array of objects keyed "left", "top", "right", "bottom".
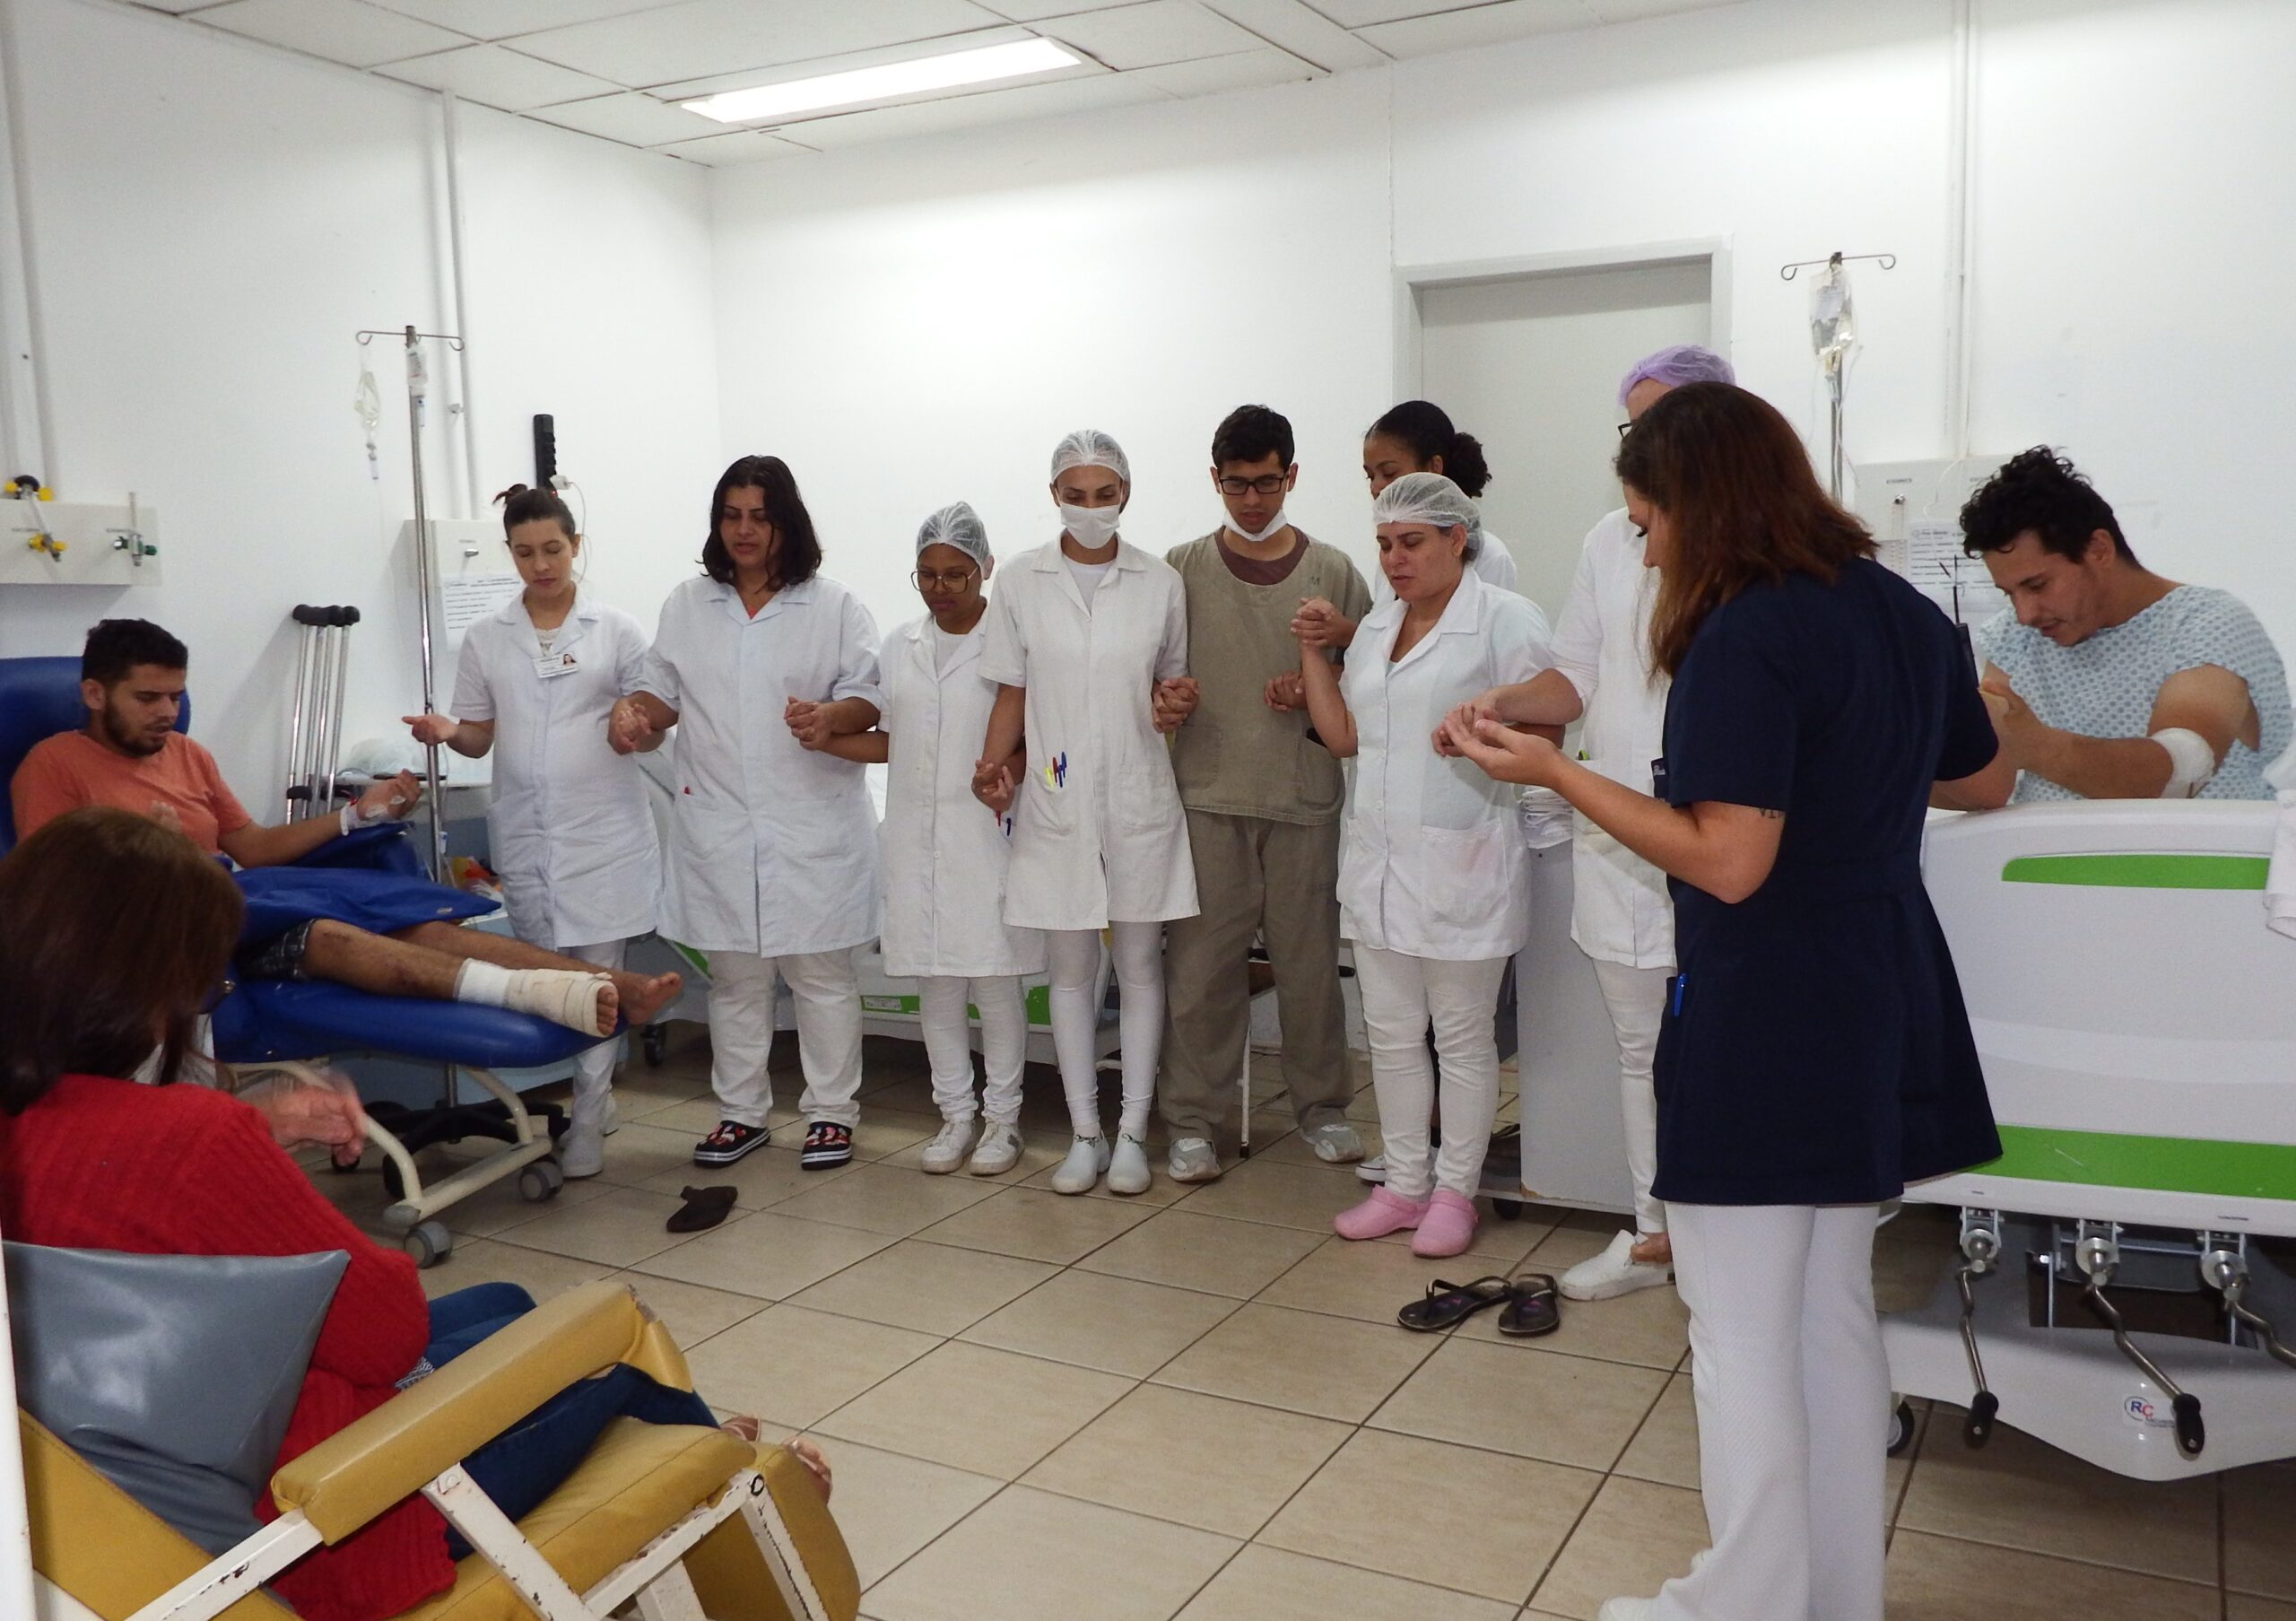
[{"left": 1977, "top": 586, "right": 2292, "bottom": 803}]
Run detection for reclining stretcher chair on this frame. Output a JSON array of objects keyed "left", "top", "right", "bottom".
[
  {"left": 0, "top": 656, "right": 598, "bottom": 1267},
  {"left": 22, "top": 1280, "right": 860, "bottom": 1621}
]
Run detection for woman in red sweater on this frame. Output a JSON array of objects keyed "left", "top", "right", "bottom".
[{"left": 0, "top": 807, "right": 778, "bottom": 1621}]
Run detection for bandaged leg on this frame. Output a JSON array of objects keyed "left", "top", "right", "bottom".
[{"left": 455, "top": 959, "right": 613, "bottom": 1038}]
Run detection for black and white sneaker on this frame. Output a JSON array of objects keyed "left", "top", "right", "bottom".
[
  {"left": 693, "top": 1120, "right": 769, "bottom": 1166},
  {"left": 799, "top": 1121, "right": 854, "bottom": 1170}
]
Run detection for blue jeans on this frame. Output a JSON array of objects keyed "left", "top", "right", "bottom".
[{"left": 422, "top": 1285, "right": 718, "bottom": 1561}]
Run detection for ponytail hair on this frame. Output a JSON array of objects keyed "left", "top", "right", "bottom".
[
  {"left": 495, "top": 483, "right": 578, "bottom": 542},
  {"left": 1367, "top": 400, "right": 1493, "bottom": 497}
]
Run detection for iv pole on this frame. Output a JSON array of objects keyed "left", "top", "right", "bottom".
[
  {"left": 357, "top": 325, "right": 463, "bottom": 883},
  {"left": 1781, "top": 251, "right": 1894, "bottom": 501}
]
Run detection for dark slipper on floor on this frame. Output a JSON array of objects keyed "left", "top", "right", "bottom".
[
  {"left": 666, "top": 1184, "right": 737, "bottom": 1233},
  {"left": 1397, "top": 1275, "right": 1515, "bottom": 1332},
  {"left": 1498, "top": 1273, "right": 1561, "bottom": 1338}
]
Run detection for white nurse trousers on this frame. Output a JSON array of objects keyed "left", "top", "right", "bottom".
[
  {"left": 561, "top": 938, "right": 628, "bottom": 1127},
  {"left": 918, "top": 975, "right": 1027, "bottom": 1128},
  {"left": 1650, "top": 1201, "right": 1888, "bottom": 1621},
  {"left": 1353, "top": 946, "right": 1509, "bottom": 1200},
  {"left": 1588, "top": 957, "right": 1669, "bottom": 1237},
  {"left": 705, "top": 948, "right": 864, "bottom": 1130}
]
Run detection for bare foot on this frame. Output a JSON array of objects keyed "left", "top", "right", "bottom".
[
  {"left": 784, "top": 1436, "right": 832, "bottom": 1504},
  {"left": 616, "top": 970, "right": 683, "bottom": 1029},
  {"left": 719, "top": 1415, "right": 761, "bottom": 1443},
  {"left": 1630, "top": 1232, "right": 1673, "bottom": 1267}
]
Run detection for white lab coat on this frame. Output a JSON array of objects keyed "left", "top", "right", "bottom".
[
  {"left": 638, "top": 573, "right": 884, "bottom": 956},
  {"left": 1340, "top": 573, "right": 1550, "bottom": 961},
  {"left": 879, "top": 613, "right": 1048, "bottom": 979},
  {"left": 1371, "top": 526, "right": 1519, "bottom": 605},
  {"left": 1550, "top": 508, "right": 1674, "bottom": 970},
  {"left": 450, "top": 590, "right": 659, "bottom": 948},
  {"left": 980, "top": 538, "right": 1198, "bottom": 931}
]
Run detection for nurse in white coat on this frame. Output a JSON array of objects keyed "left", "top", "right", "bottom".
[
  {"left": 610, "top": 456, "right": 884, "bottom": 1174},
  {"left": 826, "top": 502, "right": 1044, "bottom": 1179},
  {"left": 1448, "top": 344, "right": 1736, "bottom": 1300},
  {"left": 976, "top": 430, "right": 1197, "bottom": 1198},
  {"left": 1299, "top": 473, "right": 1552, "bottom": 1259},
  {"left": 405, "top": 484, "right": 671, "bottom": 1178}
]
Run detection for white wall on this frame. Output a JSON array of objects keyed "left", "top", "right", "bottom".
[
  {"left": 709, "top": 0, "right": 2296, "bottom": 664},
  {"left": 0, "top": 0, "right": 720, "bottom": 797}
]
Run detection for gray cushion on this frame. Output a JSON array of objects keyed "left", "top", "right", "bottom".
[{"left": 5, "top": 1242, "right": 347, "bottom": 1555}]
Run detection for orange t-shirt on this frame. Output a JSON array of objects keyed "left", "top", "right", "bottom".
[{"left": 10, "top": 730, "right": 253, "bottom": 857}]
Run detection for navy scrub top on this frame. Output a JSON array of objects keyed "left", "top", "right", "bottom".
[{"left": 1651, "top": 557, "right": 2002, "bottom": 1207}]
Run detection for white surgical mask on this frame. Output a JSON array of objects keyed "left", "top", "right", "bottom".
[
  {"left": 1059, "top": 502, "right": 1121, "bottom": 550},
  {"left": 1226, "top": 506, "right": 1289, "bottom": 545}
]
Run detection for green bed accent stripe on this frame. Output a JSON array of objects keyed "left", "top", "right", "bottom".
[
  {"left": 1979, "top": 1125, "right": 2296, "bottom": 1200},
  {"left": 1999, "top": 853, "right": 2269, "bottom": 891}
]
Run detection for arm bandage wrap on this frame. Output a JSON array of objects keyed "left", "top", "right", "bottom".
[{"left": 2151, "top": 727, "right": 2217, "bottom": 798}]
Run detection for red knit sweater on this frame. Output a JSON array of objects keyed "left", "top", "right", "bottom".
[{"left": 0, "top": 1075, "right": 456, "bottom": 1621}]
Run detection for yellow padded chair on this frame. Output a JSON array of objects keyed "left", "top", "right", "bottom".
[{"left": 24, "top": 1281, "right": 860, "bottom": 1621}]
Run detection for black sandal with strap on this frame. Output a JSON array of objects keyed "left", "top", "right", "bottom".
[
  {"left": 1397, "top": 1275, "right": 1516, "bottom": 1332},
  {"left": 1498, "top": 1273, "right": 1561, "bottom": 1338}
]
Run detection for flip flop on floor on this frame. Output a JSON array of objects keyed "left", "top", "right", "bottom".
[
  {"left": 666, "top": 1184, "right": 737, "bottom": 1233},
  {"left": 1498, "top": 1273, "right": 1561, "bottom": 1338},
  {"left": 1397, "top": 1275, "right": 1516, "bottom": 1332}
]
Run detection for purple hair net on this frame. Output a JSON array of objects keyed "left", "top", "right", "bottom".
[{"left": 1617, "top": 344, "right": 1735, "bottom": 407}]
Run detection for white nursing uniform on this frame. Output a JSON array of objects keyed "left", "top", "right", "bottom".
[
  {"left": 638, "top": 574, "right": 884, "bottom": 955},
  {"left": 1340, "top": 573, "right": 1550, "bottom": 962},
  {"left": 980, "top": 539, "right": 1198, "bottom": 931},
  {"left": 450, "top": 590, "right": 658, "bottom": 949},
  {"left": 879, "top": 613, "right": 1047, "bottom": 979},
  {"left": 1551, "top": 508, "right": 1674, "bottom": 970},
  {"left": 1371, "top": 527, "right": 1519, "bottom": 605}
]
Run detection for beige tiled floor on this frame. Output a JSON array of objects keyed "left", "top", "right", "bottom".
[{"left": 347, "top": 1040, "right": 2287, "bottom": 1620}]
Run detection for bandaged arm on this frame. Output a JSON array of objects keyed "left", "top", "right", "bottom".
[{"left": 1994, "top": 662, "right": 2253, "bottom": 799}]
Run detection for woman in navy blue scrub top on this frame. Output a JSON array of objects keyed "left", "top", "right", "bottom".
[{"left": 1445, "top": 382, "right": 2013, "bottom": 1621}]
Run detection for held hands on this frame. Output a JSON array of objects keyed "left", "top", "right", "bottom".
[
  {"left": 1977, "top": 674, "right": 2038, "bottom": 749},
  {"left": 1440, "top": 711, "right": 1565, "bottom": 788},
  {"left": 1291, "top": 597, "right": 1349, "bottom": 649},
  {"left": 786, "top": 697, "right": 835, "bottom": 751},
  {"left": 1151, "top": 677, "right": 1198, "bottom": 734},
  {"left": 1264, "top": 671, "right": 1306, "bottom": 712},
  {"left": 403, "top": 712, "right": 458, "bottom": 747},
  {"left": 609, "top": 696, "right": 657, "bottom": 754},
  {"left": 971, "top": 756, "right": 1017, "bottom": 817},
  {"left": 1433, "top": 691, "right": 1503, "bottom": 758}
]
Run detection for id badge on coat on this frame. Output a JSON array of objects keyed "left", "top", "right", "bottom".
[{"left": 534, "top": 651, "right": 578, "bottom": 680}]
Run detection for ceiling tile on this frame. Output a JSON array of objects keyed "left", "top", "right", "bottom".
[
  {"left": 126, "top": 1, "right": 235, "bottom": 14},
  {"left": 377, "top": 42, "right": 622, "bottom": 108},
  {"left": 1196, "top": 0, "right": 1389, "bottom": 71},
  {"left": 1353, "top": 0, "right": 1604, "bottom": 57},
  {"left": 1135, "top": 44, "right": 1318, "bottom": 95},
  {"left": 648, "top": 25, "right": 1043, "bottom": 103},
  {"left": 785, "top": 68, "right": 1169, "bottom": 148},
  {"left": 1039, "top": 0, "right": 1264, "bottom": 70},
  {"left": 1581, "top": 0, "right": 1743, "bottom": 21},
  {"left": 655, "top": 128, "right": 818, "bottom": 165},
  {"left": 527, "top": 88, "right": 727, "bottom": 144},
  {"left": 1297, "top": 0, "right": 1486, "bottom": 22},
  {"left": 363, "top": 0, "right": 686, "bottom": 37},
  {"left": 195, "top": 0, "right": 473, "bottom": 67},
  {"left": 511, "top": 0, "right": 1007, "bottom": 87},
  {"left": 976, "top": 0, "right": 1136, "bottom": 16}
]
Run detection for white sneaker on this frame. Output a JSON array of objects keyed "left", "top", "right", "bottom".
[
  {"left": 1167, "top": 1137, "right": 1222, "bottom": 1182},
  {"left": 1596, "top": 1599, "right": 1653, "bottom": 1621},
  {"left": 1355, "top": 1153, "right": 1387, "bottom": 1185},
  {"left": 1560, "top": 1230, "right": 1673, "bottom": 1303},
  {"left": 969, "top": 1120, "right": 1022, "bottom": 1176},
  {"left": 920, "top": 1118, "right": 976, "bottom": 1176},
  {"left": 558, "top": 1120, "right": 604, "bottom": 1179},
  {"left": 1050, "top": 1135, "right": 1110, "bottom": 1195},
  {"left": 1107, "top": 1133, "right": 1152, "bottom": 1196},
  {"left": 1302, "top": 1121, "right": 1365, "bottom": 1163}
]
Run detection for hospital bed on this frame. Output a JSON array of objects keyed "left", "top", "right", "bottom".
[
  {"left": 1883, "top": 800, "right": 2296, "bottom": 1479},
  {"left": 0, "top": 655, "right": 600, "bottom": 1269}
]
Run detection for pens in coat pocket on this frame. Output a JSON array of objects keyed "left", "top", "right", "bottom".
[
  {"left": 1041, "top": 752, "right": 1068, "bottom": 789},
  {"left": 1670, "top": 972, "right": 1687, "bottom": 1015}
]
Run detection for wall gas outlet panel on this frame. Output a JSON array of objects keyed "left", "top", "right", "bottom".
[{"left": 0, "top": 499, "right": 161, "bottom": 587}]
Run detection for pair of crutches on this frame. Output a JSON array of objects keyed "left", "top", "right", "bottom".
[{"left": 283, "top": 604, "right": 361, "bottom": 819}]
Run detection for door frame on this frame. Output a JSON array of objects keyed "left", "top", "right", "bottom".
[{"left": 1392, "top": 237, "right": 1735, "bottom": 401}]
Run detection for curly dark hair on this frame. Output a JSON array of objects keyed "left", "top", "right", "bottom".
[{"left": 1959, "top": 447, "right": 2133, "bottom": 564}]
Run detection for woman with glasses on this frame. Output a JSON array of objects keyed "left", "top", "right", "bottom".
[
  {"left": 976, "top": 430, "right": 1197, "bottom": 1198},
  {"left": 822, "top": 504, "right": 1044, "bottom": 1177}
]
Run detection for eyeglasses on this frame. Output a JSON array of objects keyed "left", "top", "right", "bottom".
[
  {"left": 1217, "top": 474, "right": 1290, "bottom": 497},
  {"left": 1617, "top": 422, "right": 1633, "bottom": 438},
  {"left": 910, "top": 566, "right": 979, "bottom": 590}
]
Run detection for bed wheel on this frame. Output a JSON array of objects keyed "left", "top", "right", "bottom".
[
  {"left": 642, "top": 1024, "right": 667, "bottom": 1067},
  {"left": 404, "top": 1221, "right": 453, "bottom": 1268},
  {"left": 1887, "top": 1399, "right": 1917, "bottom": 1457},
  {"left": 520, "top": 1160, "right": 565, "bottom": 1202},
  {"left": 1492, "top": 1199, "right": 1523, "bottom": 1221}
]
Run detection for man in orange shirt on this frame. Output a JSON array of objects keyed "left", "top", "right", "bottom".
[{"left": 13, "top": 620, "right": 680, "bottom": 1041}]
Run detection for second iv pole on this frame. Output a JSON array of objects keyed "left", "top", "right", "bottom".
[{"left": 357, "top": 323, "right": 462, "bottom": 884}]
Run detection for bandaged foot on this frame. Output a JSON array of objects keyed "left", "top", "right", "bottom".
[{"left": 456, "top": 961, "right": 615, "bottom": 1037}]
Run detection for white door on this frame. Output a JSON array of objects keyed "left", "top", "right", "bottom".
[{"left": 1417, "top": 259, "right": 1712, "bottom": 620}]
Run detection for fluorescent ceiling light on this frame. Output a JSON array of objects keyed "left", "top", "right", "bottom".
[{"left": 683, "top": 38, "right": 1081, "bottom": 125}]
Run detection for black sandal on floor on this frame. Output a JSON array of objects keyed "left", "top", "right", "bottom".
[
  {"left": 666, "top": 1184, "right": 737, "bottom": 1233},
  {"left": 1397, "top": 1275, "right": 1515, "bottom": 1332},
  {"left": 1498, "top": 1273, "right": 1561, "bottom": 1338}
]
